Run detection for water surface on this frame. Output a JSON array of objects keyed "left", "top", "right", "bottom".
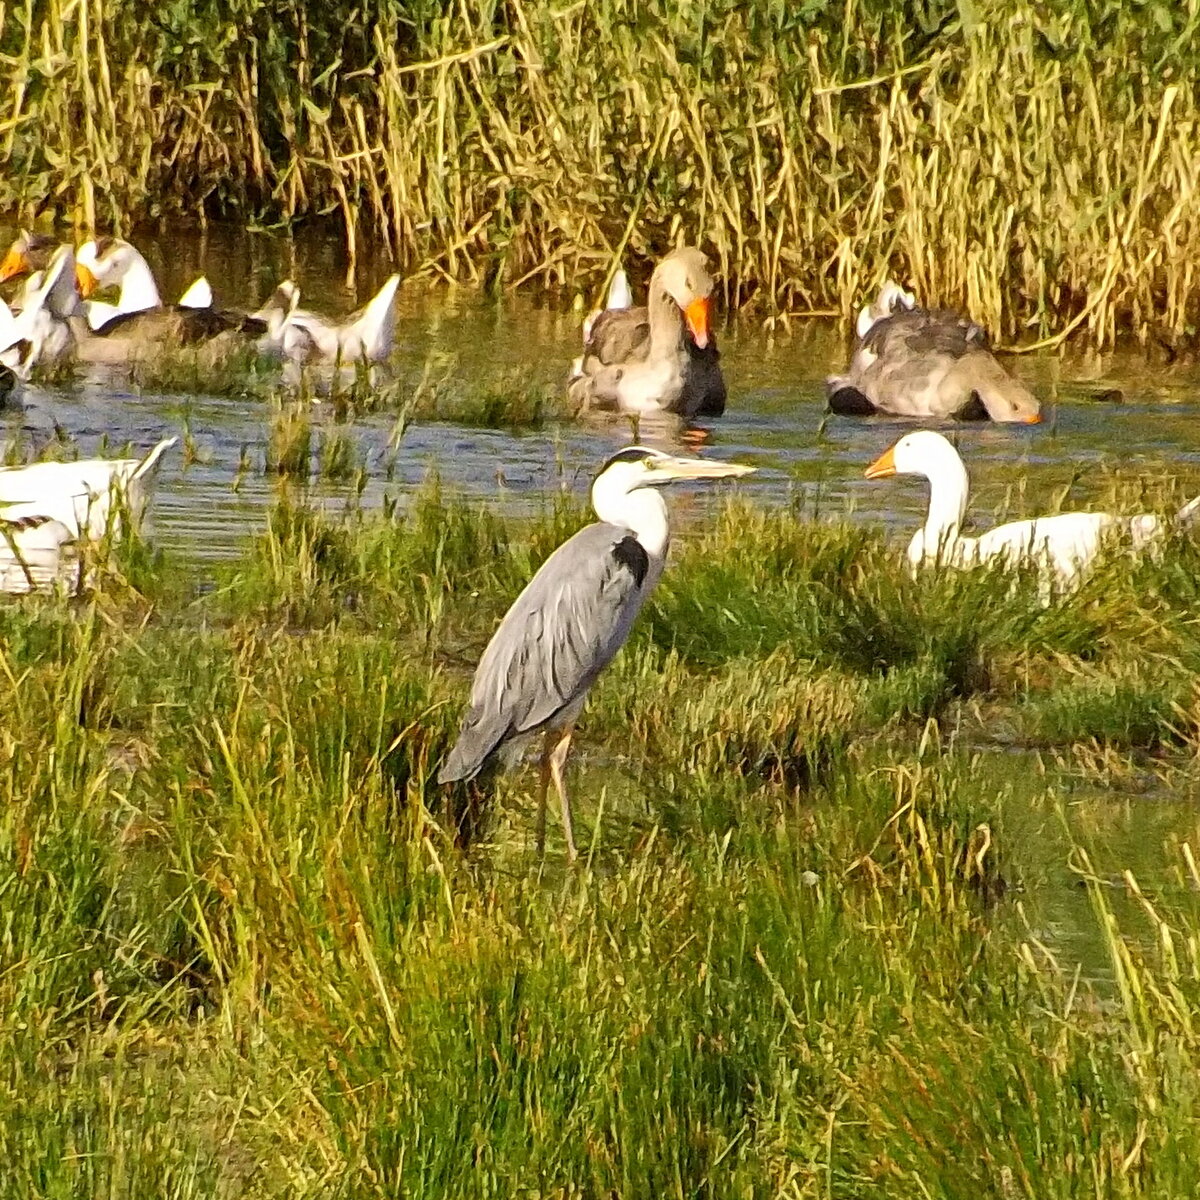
[
  {"left": 5, "top": 225, "right": 1200, "bottom": 980},
  {"left": 8, "top": 232, "right": 1200, "bottom": 563}
]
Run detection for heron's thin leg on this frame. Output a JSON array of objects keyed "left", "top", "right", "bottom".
[
  {"left": 547, "top": 724, "right": 577, "bottom": 863},
  {"left": 534, "top": 731, "right": 558, "bottom": 857}
]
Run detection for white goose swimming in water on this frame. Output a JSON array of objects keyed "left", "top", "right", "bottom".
[
  {"left": 0, "top": 435, "right": 177, "bottom": 543},
  {"left": 251, "top": 275, "right": 401, "bottom": 365},
  {"left": 829, "top": 280, "right": 1041, "bottom": 424},
  {"left": 0, "top": 508, "right": 77, "bottom": 594},
  {"left": 865, "top": 431, "right": 1200, "bottom": 594},
  {"left": 73, "top": 238, "right": 265, "bottom": 352},
  {"left": 0, "top": 436, "right": 176, "bottom": 592},
  {"left": 2, "top": 232, "right": 211, "bottom": 331}
]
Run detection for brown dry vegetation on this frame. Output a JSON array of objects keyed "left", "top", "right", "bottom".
[{"left": 3, "top": 4, "right": 1199, "bottom": 331}]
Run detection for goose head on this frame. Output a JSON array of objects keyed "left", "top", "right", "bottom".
[
  {"left": 74, "top": 237, "right": 153, "bottom": 298},
  {"left": 0, "top": 231, "right": 59, "bottom": 283},
  {"left": 651, "top": 247, "right": 716, "bottom": 349},
  {"left": 864, "top": 430, "right": 965, "bottom": 482}
]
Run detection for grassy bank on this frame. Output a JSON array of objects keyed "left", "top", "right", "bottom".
[
  {"left": 3, "top": 1, "right": 1198, "bottom": 347},
  {"left": 3, "top": 485, "right": 1200, "bottom": 1194}
]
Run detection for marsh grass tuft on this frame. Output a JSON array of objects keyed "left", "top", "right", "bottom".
[
  {"left": 126, "top": 343, "right": 282, "bottom": 399},
  {"left": 408, "top": 371, "right": 566, "bottom": 429},
  {"left": 5, "top": 487, "right": 1200, "bottom": 1191}
]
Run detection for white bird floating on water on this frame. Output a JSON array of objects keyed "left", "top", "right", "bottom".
[
  {"left": 438, "top": 446, "right": 755, "bottom": 860},
  {"left": 0, "top": 436, "right": 176, "bottom": 593},
  {"left": 252, "top": 276, "right": 401, "bottom": 365},
  {"left": 2, "top": 233, "right": 211, "bottom": 332},
  {"left": 865, "top": 430, "right": 1200, "bottom": 596}
]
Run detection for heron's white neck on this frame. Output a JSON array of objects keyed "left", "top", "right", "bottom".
[
  {"left": 115, "top": 252, "right": 161, "bottom": 313},
  {"left": 910, "top": 449, "right": 970, "bottom": 566},
  {"left": 591, "top": 478, "right": 671, "bottom": 562}
]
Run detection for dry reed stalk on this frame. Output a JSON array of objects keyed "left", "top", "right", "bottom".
[{"left": 0, "top": 0, "right": 1197, "bottom": 346}]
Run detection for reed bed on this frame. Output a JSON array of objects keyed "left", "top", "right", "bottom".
[
  {"left": 3, "top": 1, "right": 1198, "bottom": 347},
  {"left": 3, "top": 484, "right": 1200, "bottom": 1194}
]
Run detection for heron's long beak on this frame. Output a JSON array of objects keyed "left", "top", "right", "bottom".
[
  {"left": 656, "top": 455, "right": 755, "bottom": 483},
  {"left": 75, "top": 263, "right": 99, "bottom": 298},
  {"left": 0, "top": 249, "right": 28, "bottom": 283},
  {"left": 683, "top": 296, "right": 711, "bottom": 349},
  {"left": 864, "top": 445, "right": 897, "bottom": 479}
]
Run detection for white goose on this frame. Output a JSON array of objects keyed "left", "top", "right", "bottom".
[
  {"left": 0, "top": 249, "right": 79, "bottom": 369},
  {"left": 865, "top": 431, "right": 1199, "bottom": 594},
  {"left": 0, "top": 508, "right": 77, "bottom": 594},
  {"left": 0, "top": 436, "right": 175, "bottom": 593},
  {"left": 2, "top": 234, "right": 210, "bottom": 331},
  {"left": 0, "top": 436, "right": 177, "bottom": 543},
  {"left": 253, "top": 275, "right": 401, "bottom": 364}
]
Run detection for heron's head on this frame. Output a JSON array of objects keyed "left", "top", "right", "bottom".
[
  {"left": 652, "top": 247, "right": 716, "bottom": 349},
  {"left": 0, "top": 231, "right": 58, "bottom": 283},
  {"left": 593, "top": 446, "right": 754, "bottom": 502},
  {"left": 865, "top": 431, "right": 964, "bottom": 481},
  {"left": 74, "top": 236, "right": 143, "bottom": 298}
]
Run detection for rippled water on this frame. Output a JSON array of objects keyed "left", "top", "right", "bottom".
[
  {"left": 5, "top": 226, "right": 1200, "bottom": 978},
  {"left": 6, "top": 223, "right": 1200, "bottom": 564}
]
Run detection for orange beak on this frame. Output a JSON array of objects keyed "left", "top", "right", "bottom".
[
  {"left": 1023, "top": 412, "right": 1042, "bottom": 424},
  {"left": 864, "top": 445, "right": 897, "bottom": 480},
  {"left": 75, "top": 263, "right": 98, "bottom": 298},
  {"left": 683, "top": 296, "right": 711, "bottom": 349},
  {"left": 0, "top": 248, "right": 28, "bottom": 282}
]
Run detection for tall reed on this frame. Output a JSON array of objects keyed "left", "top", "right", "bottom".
[{"left": 2, "top": 0, "right": 1197, "bottom": 347}]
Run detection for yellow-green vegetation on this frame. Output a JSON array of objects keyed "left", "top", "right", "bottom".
[
  {"left": 5, "top": 0, "right": 1197, "bottom": 347},
  {"left": 3, "top": 484, "right": 1200, "bottom": 1195}
]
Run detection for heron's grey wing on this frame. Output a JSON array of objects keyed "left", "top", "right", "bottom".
[{"left": 438, "top": 523, "right": 650, "bottom": 783}]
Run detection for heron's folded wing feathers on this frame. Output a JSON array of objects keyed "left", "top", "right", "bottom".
[{"left": 439, "top": 523, "right": 648, "bottom": 782}]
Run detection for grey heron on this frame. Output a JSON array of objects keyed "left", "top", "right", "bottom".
[{"left": 438, "top": 445, "right": 755, "bottom": 860}]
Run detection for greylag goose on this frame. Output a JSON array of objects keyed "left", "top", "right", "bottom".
[
  {"left": 865, "top": 431, "right": 1198, "bottom": 594},
  {"left": 828, "top": 281, "right": 1041, "bottom": 423},
  {"left": 567, "top": 247, "right": 726, "bottom": 419},
  {"left": 582, "top": 268, "right": 633, "bottom": 343}
]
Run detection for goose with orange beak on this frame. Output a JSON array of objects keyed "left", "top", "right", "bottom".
[
  {"left": 828, "top": 281, "right": 1042, "bottom": 423},
  {"left": 0, "top": 231, "right": 213, "bottom": 334},
  {"left": 568, "top": 246, "right": 726, "bottom": 419},
  {"left": 0, "top": 231, "right": 59, "bottom": 286},
  {"left": 865, "top": 430, "right": 1199, "bottom": 597}
]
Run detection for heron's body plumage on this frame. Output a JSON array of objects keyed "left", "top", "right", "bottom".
[
  {"left": 437, "top": 445, "right": 754, "bottom": 859},
  {"left": 438, "top": 522, "right": 655, "bottom": 784}
]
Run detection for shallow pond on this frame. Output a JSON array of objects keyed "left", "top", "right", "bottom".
[
  {"left": 6, "top": 224, "right": 1200, "bottom": 563},
  {"left": 4, "top": 224, "right": 1200, "bottom": 982}
]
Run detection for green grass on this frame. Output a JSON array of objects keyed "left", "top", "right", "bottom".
[
  {"left": 3, "top": 1, "right": 1198, "bottom": 347},
  {"left": 3, "top": 487, "right": 1200, "bottom": 1194}
]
